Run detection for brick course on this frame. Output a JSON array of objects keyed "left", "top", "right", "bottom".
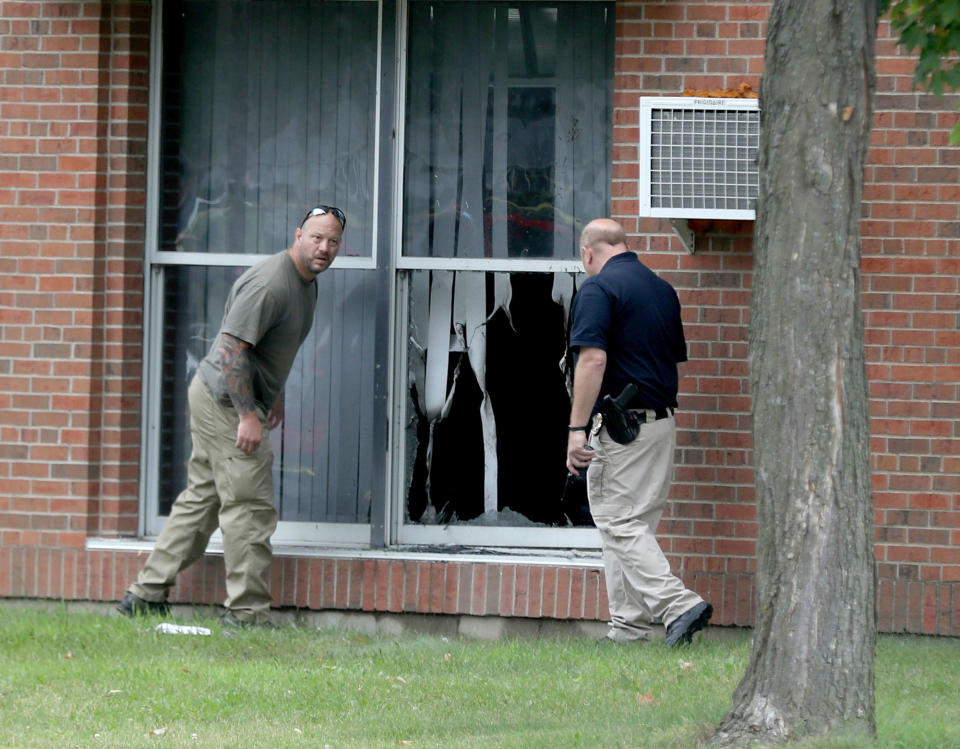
[{"left": 0, "top": 1, "right": 958, "bottom": 635}]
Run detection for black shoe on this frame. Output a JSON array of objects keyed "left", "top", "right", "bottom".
[
  {"left": 664, "top": 601, "right": 712, "bottom": 647},
  {"left": 117, "top": 591, "right": 171, "bottom": 618},
  {"left": 220, "top": 610, "right": 275, "bottom": 630}
]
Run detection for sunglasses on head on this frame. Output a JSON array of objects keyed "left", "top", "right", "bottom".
[{"left": 300, "top": 205, "right": 346, "bottom": 230}]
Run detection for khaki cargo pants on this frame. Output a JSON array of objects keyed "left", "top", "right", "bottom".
[
  {"left": 129, "top": 375, "right": 277, "bottom": 624},
  {"left": 586, "top": 413, "right": 704, "bottom": 642}
]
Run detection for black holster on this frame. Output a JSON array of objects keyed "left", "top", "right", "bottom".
[{"left": 600, "top": 383, "right": 640, "bottom": 444}]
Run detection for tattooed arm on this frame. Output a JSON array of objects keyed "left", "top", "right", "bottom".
[{"left": 218, "top": 332, "right": 262, "bottom": 453}]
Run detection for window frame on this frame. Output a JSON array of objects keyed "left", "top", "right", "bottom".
[
  {"left": 140, "top": 0, "right": 607, "bottom": 551},
  {"left": 140, "top": 0, "right": 390, "bottom": 543},
  {"left": 387, "top": 0, "right": 607, "bottom": 548}
]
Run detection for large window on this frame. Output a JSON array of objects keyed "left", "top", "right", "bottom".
[
  {"left": 145, "top": 0, "right": 612, "bottom": 548},
  {"left": 395, "top": 1, "right": 614, "bottom": 544},
  {"left": 148, "top": 0, "right": 380, "bottom": 537}
]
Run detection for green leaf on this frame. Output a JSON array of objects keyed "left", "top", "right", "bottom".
[{"left": 900, "top": 24, "right": 926, "bottom": 52}]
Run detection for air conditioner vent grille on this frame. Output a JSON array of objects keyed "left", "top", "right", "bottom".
[{"left": 640, "top": 97, "right": 760, "bottom": 220}]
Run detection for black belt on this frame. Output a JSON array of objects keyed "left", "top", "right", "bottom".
[{"left": 629, "top": 406, "right": 675, "bottom": 422}]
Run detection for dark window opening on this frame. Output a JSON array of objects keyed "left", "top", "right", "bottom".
[{"left": 404, "top": 270, "right": 592, "bottom": 528}]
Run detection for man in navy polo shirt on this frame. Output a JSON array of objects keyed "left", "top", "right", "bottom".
[{"left": 566, "top": 218, "right": 712, "bottom": 646}]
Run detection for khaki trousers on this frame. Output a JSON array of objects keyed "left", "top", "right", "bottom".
[
  {"left": 586, "top": 414, "right": 703, "bottom": 642},
  {"left": 129, "top": 375, "right": 277, "bottom": 623}
]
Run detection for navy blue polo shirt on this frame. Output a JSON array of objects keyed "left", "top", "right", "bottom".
[{"left": 569, "top": 252, "right": 687, "bottom": 411}]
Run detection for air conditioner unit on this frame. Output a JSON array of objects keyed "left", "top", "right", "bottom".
[{"left": 639, "top": 96, "right": 759, "bottom": 220}]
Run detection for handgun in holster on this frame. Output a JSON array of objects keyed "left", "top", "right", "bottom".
[{"left": 600, "top": 382, "right": 640, "bottom": 445}]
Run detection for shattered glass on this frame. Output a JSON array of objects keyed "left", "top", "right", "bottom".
[{"left": 403, "top": 270, "right": 593, "bottom": 528}]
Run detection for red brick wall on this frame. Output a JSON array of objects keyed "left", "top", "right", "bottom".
[
  {"left": 868, "top": 14, "right": 960, "bottom": 634},
  {"left": 1, "top": 1, "right": 958, "bottom": 635},
  {"left": 612, "top": 1, "right": 960, "bottom": 635},
  {"left": 1, "top": 545, "right": 759, "bottom": 629},
  {"left": 0, "top": 1, "right": 148, "bottom": 549}
]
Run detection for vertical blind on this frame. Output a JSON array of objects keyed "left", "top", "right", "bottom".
[
  {"left": 160, "top": 0, "right": 377, "bottom": 257},
  {"left": 399, "top": 2, "right": 614, "bottom": 528},
  {"left": 157, "top": 0, "right": 379, "bottom": 524},
  {"left": 403, "top": 1, "right": 614, "bottom": 260}
]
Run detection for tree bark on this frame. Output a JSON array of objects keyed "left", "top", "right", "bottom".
[{"left": 710, "top": 1, "right": 877, "bottom": 746}]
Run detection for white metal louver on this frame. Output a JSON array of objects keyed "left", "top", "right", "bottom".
[{"left": 639, "top": 96, "right": 759, "bottom": 220}]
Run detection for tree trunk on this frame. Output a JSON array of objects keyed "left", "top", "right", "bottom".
[{"left": 710, "top": 1, "right": 877, "bottom": 746}]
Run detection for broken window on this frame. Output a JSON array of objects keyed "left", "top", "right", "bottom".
[
  {"left": 146, "top": 0, "right": 612, "bottom": 545},
  {"left": 398, "top": 0, "right": 613, "bottom": 531},
  {"left": 403, "top": 270, "right": 594, "bottom": 528}
]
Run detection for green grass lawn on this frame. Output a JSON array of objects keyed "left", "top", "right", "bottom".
[{"left": 0, "top": 605, "right": 958, "bottom": 748}]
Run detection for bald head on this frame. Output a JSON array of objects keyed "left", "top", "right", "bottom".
[
  {"left": 579, "top": 218, "right": 628, "bottom": 275},
  {"left": 580, "top": 218, "right": 626, "bottom": 251}
]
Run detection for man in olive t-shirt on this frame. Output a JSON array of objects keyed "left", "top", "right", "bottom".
[{"left": 118, "top": 206, "right": 345, "bottom": 626}]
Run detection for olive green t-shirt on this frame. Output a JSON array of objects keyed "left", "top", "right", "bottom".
[{"left": 197, "top": 251, "right": 317, "bottom": 413}]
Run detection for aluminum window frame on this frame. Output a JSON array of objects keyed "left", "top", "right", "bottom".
[
  {"left": 140, "top": 0, "right": 604, "bottom": 552},
  {"left": 140, "top": 0, "right": 388, "bottom": 545},
  {"left": 386, "top": 0, "right": 603, "bottom": 549}
]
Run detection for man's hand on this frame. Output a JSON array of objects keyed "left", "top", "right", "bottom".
[
  {"left": 236, "top": 411, "right": 263, "bottom": 453},
  {"left": 566, "top": 430, "right": 595, "bottom": 475},
  {"left": 266, "top": 396, "right": 283, "bottom": 430},
  {"left": 566, "top": 346, "right": 605, "bottom": 475}
]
